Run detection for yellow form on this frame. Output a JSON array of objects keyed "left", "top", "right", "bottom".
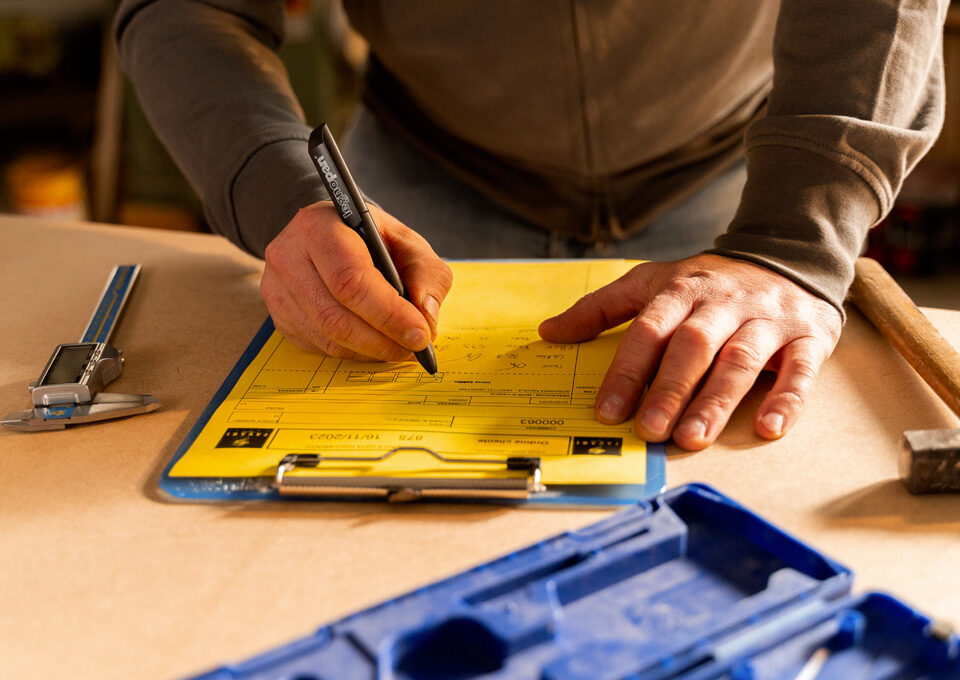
[{"left": 170, "top": 260, "right": 648, "bottom": 488}]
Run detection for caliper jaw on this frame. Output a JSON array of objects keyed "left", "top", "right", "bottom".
[{"left": 1, "top": 393, "right": 159, "bottom": 432}]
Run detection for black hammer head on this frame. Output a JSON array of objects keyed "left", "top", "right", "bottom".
[{"left": 899, "top": 428, "right": 960, "bottom": 494}]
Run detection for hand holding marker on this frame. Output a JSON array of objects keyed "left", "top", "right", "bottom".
[{"left": 308, "top": 124, "right": 439, "bottom": 377}]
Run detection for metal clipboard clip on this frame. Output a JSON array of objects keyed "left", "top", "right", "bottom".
[{"left": 274, "top": 446, "right": 545, "bottom": 502}]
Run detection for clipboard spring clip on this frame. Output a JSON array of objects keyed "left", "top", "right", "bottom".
[{"left": 274, "top": 447, "right": 545, "bottom": 502}]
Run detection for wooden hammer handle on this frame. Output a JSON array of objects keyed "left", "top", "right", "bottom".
[{"left": 848, "top": 257, "right": 960, "bottom": 420}]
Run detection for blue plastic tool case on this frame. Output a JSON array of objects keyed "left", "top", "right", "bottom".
[{"left": 191, "top": 484, "right": 959, "bottom": 679}]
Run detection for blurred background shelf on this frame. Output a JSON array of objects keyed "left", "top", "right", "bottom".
[{"left": 0, "top": 0, "right": 360, "bottom": 230}]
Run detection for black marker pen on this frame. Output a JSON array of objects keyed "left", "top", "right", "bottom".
[{"left": 307, "top": 123, "right": 439, "bottom": 377}]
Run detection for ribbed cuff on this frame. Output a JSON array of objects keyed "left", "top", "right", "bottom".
[{"left": 708, "top": 143, "right": 881, "bottom": 318}]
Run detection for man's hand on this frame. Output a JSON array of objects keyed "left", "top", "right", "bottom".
[
  {"left": 260, "top": 201, "right": 453, "bottom": 361},
  {"left": 539, "top": 254, "right": 842, "bottom": 450}
]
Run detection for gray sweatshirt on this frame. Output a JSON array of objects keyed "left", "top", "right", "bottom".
[{"left": 114, "top": 0, "right": 948, "bottom": 313}]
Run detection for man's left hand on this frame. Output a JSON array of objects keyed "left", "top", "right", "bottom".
[{"left": 538, "top": 254, "right": 842, "bottom": 450}]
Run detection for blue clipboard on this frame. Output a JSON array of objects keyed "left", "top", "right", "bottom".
[{"left": 160, "top": 317, "right": 667, "bottom": 505}]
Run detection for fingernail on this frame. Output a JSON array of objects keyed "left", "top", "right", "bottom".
[
  {"left": 402, "top": 328, "right": 428, "bottom": 351},
  {"left": 597, "top": 394, "right": 626, "bottom": 421},
  {"left": 677, "top": 417, "right": 707, "bottom": 440},
  {"left": 760, "top": 412, "right": 784, "bottom": 436},
  {"left": 640, "top": 409, "right": 670, "bottom": 437},
  {"left": 422, "top": 294, "right": 440, "bottom": 326}
]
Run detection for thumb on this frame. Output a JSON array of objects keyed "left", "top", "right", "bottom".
[
  {"left": 376, "top": 208, "right": 453, "bottom": 336},
  {"left": 539, "top": 263, "right": 656, "bottom": 343}
]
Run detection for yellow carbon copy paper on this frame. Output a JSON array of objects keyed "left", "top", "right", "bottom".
[{"left": 170, "top": 260, "right": 649, "bottom": 487}]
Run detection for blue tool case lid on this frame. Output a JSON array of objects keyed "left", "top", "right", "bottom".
[{"left": 191, "top": 484, "right": 959, "bottom": 680}]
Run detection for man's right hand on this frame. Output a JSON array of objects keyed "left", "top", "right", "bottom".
[{"left": 260, "top": 201, "right": 453, "bottom": 360}]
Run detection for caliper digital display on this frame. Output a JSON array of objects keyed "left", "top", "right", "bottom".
[
  {"left": 32, "top": 342, "right": 123, "bottom": 406},
  {"left": 42, "top": 344, "right": 97, "bottom": 385}
]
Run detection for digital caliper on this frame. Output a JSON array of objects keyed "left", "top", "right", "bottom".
[{"left": 2, "top": 265, "right": 159, "bottom": 432}]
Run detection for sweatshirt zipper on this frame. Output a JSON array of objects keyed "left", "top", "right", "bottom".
[{"left": 567, "top": 0, "right": 610, "bottom": 245}]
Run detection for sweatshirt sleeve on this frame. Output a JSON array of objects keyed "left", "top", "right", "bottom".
[
  {"left": 114, "top": 0, "right": 327, "bottom": 257},
  {"left": 709, "top": 0, "right": 949, "bottom": 314}
]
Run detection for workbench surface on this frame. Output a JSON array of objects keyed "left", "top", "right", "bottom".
[{"left": 2, "top": 216, "right": 959, "bottom": 680}]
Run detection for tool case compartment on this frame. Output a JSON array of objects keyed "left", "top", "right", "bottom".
[{"left": 190, "top": 484, "right": 959, "bottom": 679}]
